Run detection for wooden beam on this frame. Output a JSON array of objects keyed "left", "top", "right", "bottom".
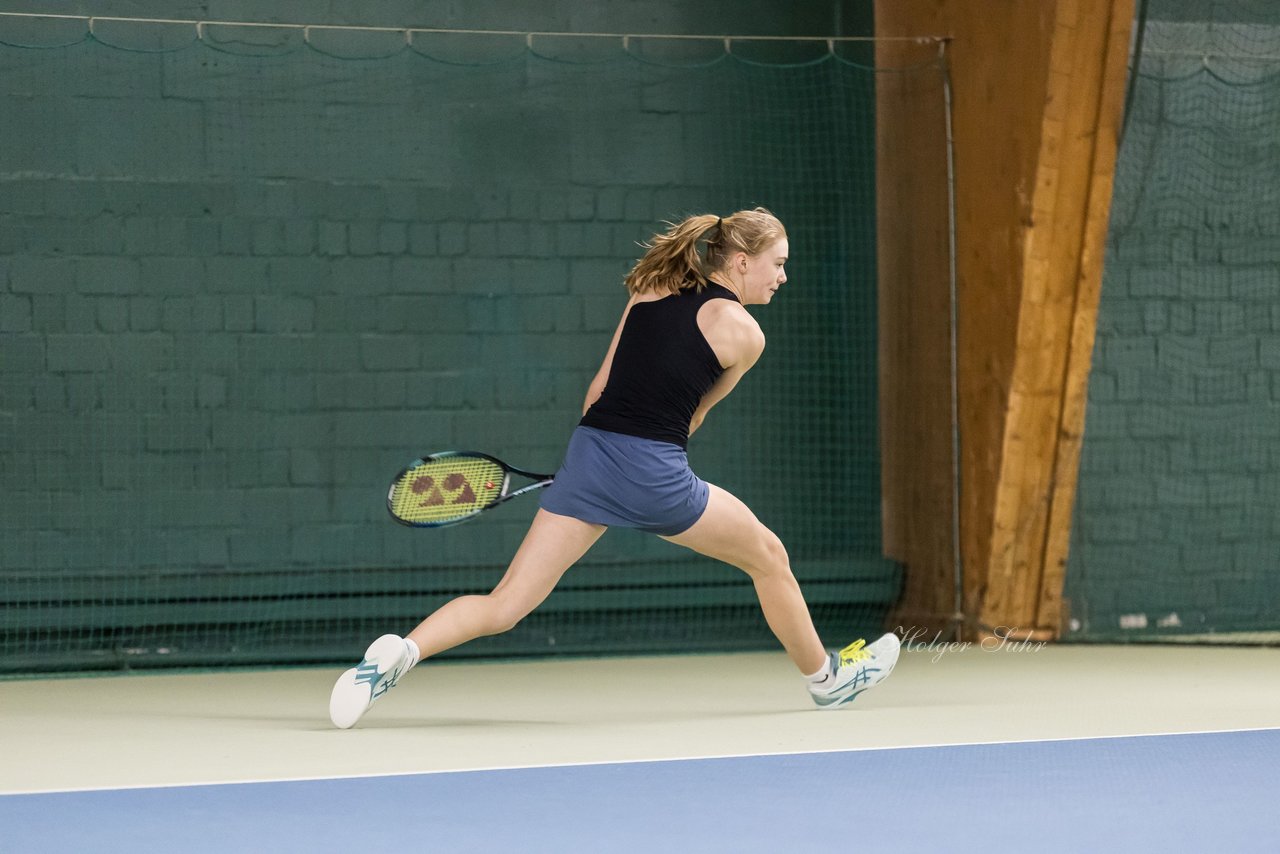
[
  {"left": 875, "top": 36, "right": 955, "bottom": 636},
  {"left": 1037, "top": 0, "right": 1136, "bottom": 633},
  {"left": 875, "top": 0, "right": 1134, "bottom": 641},
  {"left": 978, "top": 0, "right": 1135, "bottom": 639}
]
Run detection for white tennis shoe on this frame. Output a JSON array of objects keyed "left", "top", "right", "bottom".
[
  {"left": 329, "top": 634, "right": 414, "bottom": 729},
  {"left": 809, "top": 632, "right": 900, "bottom": 709}
]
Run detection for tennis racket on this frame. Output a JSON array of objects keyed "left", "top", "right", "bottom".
[{"left": 387, "top": 451, "right": 554, "bottom": 528}]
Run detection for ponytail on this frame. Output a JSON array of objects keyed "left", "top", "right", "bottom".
[
  {"left": 624, "top": 214, "right": 720, "bottom": 296},
  {"left": 624, "top": 208, "right": 786, "bottom": 296}
]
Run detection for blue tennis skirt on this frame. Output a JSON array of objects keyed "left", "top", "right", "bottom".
[{"left": 539, "top": 426, "right": 710, "bottom": 536}]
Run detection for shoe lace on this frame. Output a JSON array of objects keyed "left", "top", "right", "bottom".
[{"left": 838, "top": 639, "right": 871, "bottom": 668}]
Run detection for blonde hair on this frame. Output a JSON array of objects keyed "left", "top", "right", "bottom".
[{"left": 624, "top": 207, "right": 787, "bottom": 295}]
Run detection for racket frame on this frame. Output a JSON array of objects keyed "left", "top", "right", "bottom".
[{"left": 387, "top": 450, "right": 554, "bottom": 528}]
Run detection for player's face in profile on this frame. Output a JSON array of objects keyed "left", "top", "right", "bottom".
[{"left": 740, "top": 238, "right": 789, "bottom": 305}]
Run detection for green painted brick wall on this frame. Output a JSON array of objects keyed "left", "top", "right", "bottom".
[
  {"left": 0, "top": 1, "right": 899, "bottom": 670},
  {"left": 1065, "top": 5, "right": 1280, "bottom": 639}
]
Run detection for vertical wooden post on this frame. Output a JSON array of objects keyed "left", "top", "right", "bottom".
[
  {"left": 979, "top": 0, "right": 1135, "bottom": 639},
  {"left": 876, "top": 36, "right": 955, "bottom": 637},
  {"left": 1035, "top": 0, "right": 1136, "bottom": 634},
  {"left": 876, "top": 0, "right": 1135, "bottom": 640}
]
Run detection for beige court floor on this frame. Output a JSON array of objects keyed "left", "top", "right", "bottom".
[{"left": 2, "top": 643, "right": 1278, "bottom": 794}]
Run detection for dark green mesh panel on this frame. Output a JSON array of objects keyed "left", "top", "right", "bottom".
[
  {"left": 1066, "top": 2, "right": 1280, "bottom": 641},
  {"left": 0, "top": 22, "right": 946, "bottom": 674}
]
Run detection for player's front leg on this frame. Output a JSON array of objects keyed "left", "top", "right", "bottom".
[{"left": 661, "top": 483, "right": 827, "bottom": 674}]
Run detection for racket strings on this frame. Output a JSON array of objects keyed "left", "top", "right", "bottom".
[{"left": 389, "top": 457, "right": 506, "bottom": 523}]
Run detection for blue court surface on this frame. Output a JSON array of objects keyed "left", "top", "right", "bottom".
[{"left": 3, "top": 728, "right": 1276, "bottom": 853}]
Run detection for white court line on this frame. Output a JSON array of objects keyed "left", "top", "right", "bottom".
[{"left": 4, "top": 725, "right": 1277, "bottom": 797}]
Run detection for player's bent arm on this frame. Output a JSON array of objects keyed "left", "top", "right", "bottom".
[
  {"left": 583, "top": 295, "right": 640, "bottom": 415},
  {"left": 689, "top": 309, "right": 766, "bottom": 436}
]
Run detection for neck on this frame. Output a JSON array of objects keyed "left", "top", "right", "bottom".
[{"left": 707, "top": 273, "right": 745, "bottom": 303}]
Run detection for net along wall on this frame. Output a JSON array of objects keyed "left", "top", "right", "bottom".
[
  {"left": 0, "top": 19, "right": 948, "bottom": 673},
  {"left": 1066, "top": 4, "right": 1280, "bottom": 642}
]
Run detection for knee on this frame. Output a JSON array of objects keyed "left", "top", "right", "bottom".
[
  {"left": 762, "top": 531, "right": 789, "bottom": 568},
  {"left": 745, "top": 530, "right": 792, "bottom": 580},
  {"left": 484, "top": 591, "right": 531, "bottom": 635}
]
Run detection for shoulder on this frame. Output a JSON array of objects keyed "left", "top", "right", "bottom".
[
  {"left": 698, "top": 298, "right": 765, "bottom": 367},
  {"left": 705, "top": 298, "right": 764, "bottom": 345}
]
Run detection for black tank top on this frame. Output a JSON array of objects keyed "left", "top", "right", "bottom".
[{"left": 580, "top": 282, "right": 740, "bottom": 449}]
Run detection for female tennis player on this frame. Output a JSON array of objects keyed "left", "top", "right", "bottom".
[{"left": 330, "top": 207, "right": 900, "bottom": 728}]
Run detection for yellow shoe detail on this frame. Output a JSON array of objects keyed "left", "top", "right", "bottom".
[{"left": 838, "top": 639, "right": 871, "bottom": 668}]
